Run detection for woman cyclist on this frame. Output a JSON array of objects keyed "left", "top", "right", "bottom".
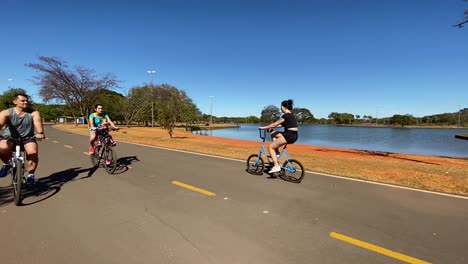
[
  {"left": 88, "top": 104, "right": 118, "bottom": 154},
  {"left": 259, "top": 99, "right": 298, "bottom": 173}
]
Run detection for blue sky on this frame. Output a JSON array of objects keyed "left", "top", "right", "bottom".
[{"left": 1, "top": 0, "right": 467, "bottom": 119}]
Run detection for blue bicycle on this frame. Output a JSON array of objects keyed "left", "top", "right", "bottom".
[{"left": 246, "top": 128, "right": 305, "bottom": 183}]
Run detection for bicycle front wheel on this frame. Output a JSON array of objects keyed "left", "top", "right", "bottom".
[
  {"left": 12, "top": 159, "right": 23, "bottom": 205},
  {"left": 279, "top": 159, "right": 305, "bottom": 183},
  {"left": 104, "top": 146, "right": 118, "bottom": 174},
  {"left": 246, "top": 154, "right": 265, "bottom": 175}
]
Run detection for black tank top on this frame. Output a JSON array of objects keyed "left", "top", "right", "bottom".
[
  {"left": 282, "top": 113, "right": 297, "bottom": 129},
  {"left": 3, "top": 108, "right": 35, "bottom": 138}
]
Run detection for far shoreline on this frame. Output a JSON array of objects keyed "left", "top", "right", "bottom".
[{"left": 334, "top": 124, "right": 467, "bottom": 129}]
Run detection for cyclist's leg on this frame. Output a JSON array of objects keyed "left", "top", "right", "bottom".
[
  {"left": 89, "top": 130, "right": 97, "bottom": 153},
  {"left": 270, "top": 131, "right": 281, "bottom": 156},
  {"left": 109, "top": 134, "right": 116, "bottom": 146},
  {"left": 0, "top": 138, "right": 13, "bottom": 164},
  {"left": 24, "top": 139, "right": 38, "bottom": 175},
  {"left": 269, "top": 133, "right": 287, "bottom": 169},
  {"left": 0, "top": 138, "right": 13, "bottom": 177}
]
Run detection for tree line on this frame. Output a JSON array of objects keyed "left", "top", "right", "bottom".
[
  {"left": 325, "top": 110, "right": 468, "bottom": 127},
  {"left": 2, "top": 56, "right": 466, "bottom": 136},
  {"left": 22, "top": 56, "right": 204, "bottom": 137}
]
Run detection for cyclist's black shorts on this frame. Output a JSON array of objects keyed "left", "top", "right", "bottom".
[
  {"left": 0, "top": 135, "right": 36, "bottom": 145},
  {"left": 281, "top": 130, "right": 298, "bottom": 144}
]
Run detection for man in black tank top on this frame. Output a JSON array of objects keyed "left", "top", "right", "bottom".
[{"left": 0, "top": 94, "right": 46, "bottom": 184}]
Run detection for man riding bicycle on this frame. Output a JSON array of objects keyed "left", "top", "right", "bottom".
[{"left": 0, "top": 93, "right": 46, "bottom": 184}]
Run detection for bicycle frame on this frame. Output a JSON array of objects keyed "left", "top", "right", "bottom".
[
  {"left": 255, "top": 129, "right": 290, "bottom": 167},
  {"left": 9, "top": 138, "right": 27, "bottom": 205},
  {"left": 10, "top": 139, "right": 26, "bottom": 173},
  {"left": 90, "top": 127, "right": 118, "bottom": 174},
  {"left": 247, "top": 129, "right": 305, "bottom": 183}
]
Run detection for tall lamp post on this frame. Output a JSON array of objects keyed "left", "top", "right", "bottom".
[
  {"left": 7, "top": 78, "right": 13, "bottom": 88},
  {"left": 209, "top": 96, "right": 214, "bottom": 125},
  {"left": 147, "top": 70, "right": 156, "bottom": 127}
]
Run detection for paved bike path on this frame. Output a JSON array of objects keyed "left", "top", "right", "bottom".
[{"left": 0, "top": 126, "right": 467, "bottom": 264}]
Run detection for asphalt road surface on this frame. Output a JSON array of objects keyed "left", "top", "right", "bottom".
[{"left": 0, "top": 126, "right": 467, "bottom": 264}]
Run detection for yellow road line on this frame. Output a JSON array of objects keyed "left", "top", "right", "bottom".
[
  {"left": 64, "top": 145, "right": 73, "bottom": 149},
  {"left": 83, "top": 152, "right": 90, "bottom": 156},
  {"left": 53, "top": 140, "right": 58, "bottom": 143},
  {"left": 171, "top": 181, "right": 216, "bottom": 197},
  {"left": 330, "top": 232, "right": 431, "bottom": 264}
]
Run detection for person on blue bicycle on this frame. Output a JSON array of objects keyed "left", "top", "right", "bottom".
[
  {"left": 259, "top": 99, "right": 298, "bottom": 173},
  {"left": 88, "top": 104, "right": 118, "bottom": 154},
  {"left": 0, "top": 93, "right": 46, "bottom": 184}
]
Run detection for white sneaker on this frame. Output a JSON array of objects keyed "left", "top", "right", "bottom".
[{"left": 269, "top": 165, "right": 281, "bottom": 173}]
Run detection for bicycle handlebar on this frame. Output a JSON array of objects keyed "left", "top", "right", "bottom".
[{"left": 93, "top": 127, "right": 119, "bottom": 131}]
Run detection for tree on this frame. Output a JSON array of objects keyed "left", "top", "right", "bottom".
[
  {"left": 390, "top": 114, "right": 416, "bottom": 127},
  {"left": 0, "top": 88, "right": 31, "bottom": 109},
  {"left": 26, "top": 56, "right": 118, "bottom": 125},
  {"left": 94, "top": 89, "right": 125, "bottom": 122},
  {"left": 292, "top": 108, "right": 314, "bottom": 124},
  {"left": 328, "top": 112, "right": 354, "bottom": 124},
  {"left": 454, "top": 0, "right": 468, "bottom": 28},
  {"left": 245, "top": 116, "right": 260, "bottom": 123},
  {"left": 155, "top": 84, "right": 198, "bottom": 137},
  {"left": 119, "top": 86, "right": 152, "bottom": 126},
  {"left": 260, "top": 105, "right": 281, "bottom": 123},
  {"left": 33, "top": 104, "right": 70, "bottom": 122}
]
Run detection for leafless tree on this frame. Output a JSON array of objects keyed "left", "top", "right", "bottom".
[
  {"left": 26, "top": 56, "right": 118, "bottom": 125},
  {"left": 454, "top": 0, "right": 468, "bottom": 28}
]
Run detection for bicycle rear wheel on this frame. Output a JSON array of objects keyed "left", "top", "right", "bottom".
[
  {"left": 104, "top": 146, "right": 118, "bottom": 174},
  {"left": 279, "top": 159, "right": 304, "bottom": 183},
  {"left": 12, "top": 159, "right": 23, "bottom": 205},
  {"left": 246, "top": 154, "right": 265, "bottom": 175}
]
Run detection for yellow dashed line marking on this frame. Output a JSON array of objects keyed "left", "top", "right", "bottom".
[
  {"left": 64, "top": 145, "right": 73, "bottom": 149},
  {"left": 83, "top": 152, "right": 90, "bottom": 156},
  {"left": 330, "top": 232, "right": 431, "bottom": 264},
  {"left": 53, "top": 141, "right": 58, "bottom": 143},
  {"left": 172, "top": 181, "right": 216, "bottom": 197}
]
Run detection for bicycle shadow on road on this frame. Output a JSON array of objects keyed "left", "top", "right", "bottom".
[
  {"left": 19, "top": 166, "right": 98, "bottom": 206},
  {"left": 0, "top": 183, "right": 14, "bottom": 207},
  {"left": 113, "top": 155, "right": 140, "bottom": 174}
]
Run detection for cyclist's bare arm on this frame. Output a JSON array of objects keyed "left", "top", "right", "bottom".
[
  {"left": 259, "top": 117, "right": 285, "bottom": 130},
  {"left": 0, "top": 109, "right": 11, "bottom": 129},
  {"left": 32, "top": 110, "right": 45, "bottom": 139},
  {"left": 107, "top": 117, "right": 119, "bottom": 130}
]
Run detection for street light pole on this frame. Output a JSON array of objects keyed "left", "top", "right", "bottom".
[
  {"left": 209, "top": 96, "right": 214, "bottom": 125},
  {"left": 7, "top": 78, "right": 13, "bottom": 89},
  {"left": 147, "top": 70, "right": 156, "bottom": 127}
]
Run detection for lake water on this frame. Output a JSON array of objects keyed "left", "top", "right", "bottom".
[{"left": 200, "top": 124, "right": 468, "bottom": 158}]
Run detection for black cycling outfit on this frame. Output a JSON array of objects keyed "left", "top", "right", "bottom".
[{"left": 280, "top": 113, "right": 298, "bottom": 144}]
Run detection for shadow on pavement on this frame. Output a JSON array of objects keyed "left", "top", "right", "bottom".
[
  {"left": 0, "top": 166, "right": 98, "bottom": 207},
  {"left": 0, "top": 183, "right": 13, "bottom": 207},
  {"left": 113, "top": 155, "right": 140, "bottom": 174}
]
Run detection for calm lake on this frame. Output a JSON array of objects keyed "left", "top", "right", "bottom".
[{"left": 200, "top": 124, "right": 468, "bottom": 158}]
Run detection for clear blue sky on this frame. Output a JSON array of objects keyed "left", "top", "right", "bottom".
[{"left": 1, "top": 0, "right": 467, "bottom": 119}]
